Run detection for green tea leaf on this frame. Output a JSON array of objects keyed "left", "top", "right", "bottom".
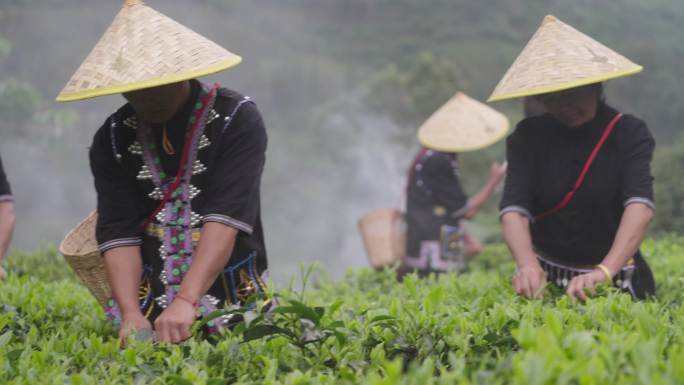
[
  {"left": 168, "top": 376, "right": 193, "bottom": 385},
  {"left": 243, "top": 325, "right": 293, "bottom": 342}
]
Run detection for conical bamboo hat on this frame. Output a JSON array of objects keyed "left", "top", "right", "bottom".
[
  {"left": 488, "top": 15, "right": 642, "bottom": 102},
  {"left": 56, "top": 0, "right": 242, "bottom": 102},
  {"left": 418, "top": 92, "right": 509, "bottom": 153}
]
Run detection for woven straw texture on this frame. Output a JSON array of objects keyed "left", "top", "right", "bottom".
[
  {"left": 418, "top": 92, "right": 509, "bottom": 153},
  {"left": 488, "top": 15, "right": 642, "bottom": 102},
  {"left": 56, "top": 0, "right": 241, "bottom": 102},
  {"left": 59, "top": 211, "right": 111, "bottom": 307},
  {"left": 358, "top": 208, "right": 406, "bottom": 269}
]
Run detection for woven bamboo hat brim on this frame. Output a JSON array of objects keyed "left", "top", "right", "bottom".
[
  {"left": 59, "top": 211, "right": 112, "bottom": 308},
  {"left": 56, "top": 0, "right": 242, "bottom": 102},
  {"left": 417, "top": 92, "right": 510, "bottom": 153},
  {"left": 488, "top": 15, "right": 642, "bottom": 102}
]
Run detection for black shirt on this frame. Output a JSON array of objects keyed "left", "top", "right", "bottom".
[
  {"left": 0, "top": 155, "right": 12, "bottom": 202},
  {"left": 89, "top": 81, "right": 268, "bottom": 272},
  {"left": 500, "top": 102, "right": 655, "bottom": 265},
  {"left": 406, "top": 149, "right": 468, "bottom": 258}
]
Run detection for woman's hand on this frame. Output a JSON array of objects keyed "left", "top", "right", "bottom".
[
  {"left": 120, "top": 312, "right": 153, "bottom": 344},
  {"left": 154, "top": 298, "right": 197, "bottom": 344},
  {"left": 566, "top": 269, "right": 610, "bottom": 301},
  {"left": 512, "top": 263, "right": 547, "bottom": 299}
]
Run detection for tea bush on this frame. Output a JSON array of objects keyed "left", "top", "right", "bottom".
[{"left": 1, "top": 237, "right": 683, "bottom": 384}]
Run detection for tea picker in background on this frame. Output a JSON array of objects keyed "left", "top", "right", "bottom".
[
  {"left": 0, "top": 154, "right": 16, "bottom": 280},
  {"left": 490, "top": 15, "right": 656, "bottom": 300},
  {"left": 401, "top": 92, "right": 508, "bottom": 276},
  {"left": 56, "top": 0, "right": 269, "bottom": 343}
]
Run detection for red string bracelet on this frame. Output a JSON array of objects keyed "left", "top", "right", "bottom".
[{"left": 175, "top": 293, "right": 197, "bottom": 308}]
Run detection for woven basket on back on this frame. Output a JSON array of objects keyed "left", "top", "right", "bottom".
[
  {"left": 59, "top": 211, "right": 111, "bottom": 308},
  {"left": 358, "top": 208, "right": 406, "bottom": 270}
]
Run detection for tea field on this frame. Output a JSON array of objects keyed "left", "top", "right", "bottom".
[{"left": 1, "top": 238, "right": 684, "bottom": 384}]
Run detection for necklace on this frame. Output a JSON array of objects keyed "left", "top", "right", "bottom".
[{"left": 162, "top": 124, "right": 176, "bottom": 155}]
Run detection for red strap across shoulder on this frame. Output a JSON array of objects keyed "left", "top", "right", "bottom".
[{"left": 534, "top": 113, "right": 623, "bottom": 222}]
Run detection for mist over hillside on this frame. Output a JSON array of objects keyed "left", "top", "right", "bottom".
[{"left": 1, "top": 0, "right": 683, "bottom": 282}]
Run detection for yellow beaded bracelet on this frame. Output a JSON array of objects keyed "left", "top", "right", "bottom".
[{"left": 595, "top": 264, "right": 613, "bottom": 283}]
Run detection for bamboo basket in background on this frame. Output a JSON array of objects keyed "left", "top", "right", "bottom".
[{"left": 358, "top": 208, "right": 406, "bottom": 269}]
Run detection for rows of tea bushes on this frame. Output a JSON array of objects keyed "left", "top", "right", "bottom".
[{"left": 1, "top": 238, "right": 684, "bottom": 384}]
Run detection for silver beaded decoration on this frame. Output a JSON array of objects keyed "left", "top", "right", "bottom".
[
  {"left": 198, "top": 134, "right": 211, "bottom": 150},
  {"left": 190, "top": 211, "right": 202, "bottom": 227},
  {"left": 128, "top": 141, "right": 143, "bottom": 155},
  {"left": 203, "top": 295, "right": 221, "bottom": 306},
  {"left": 137, "top": 164, "right": 152, "bottom": 180},
  {"left": 188, "top": 185, "right": 201, "bottom": 199},
  {"left": 155, "top": 295, "right": 169, "bottom": 309},
  {"left": 123, "top": 116, "right": 138, "bottom": 130},
  {"left": 207, "top": 109, "right": 219, "bottom": 125},
  {"left": 192, "top": 160, "right": 207, "bottom": 175},
  {"left": 148, "top": 187, "right": 164, "bottom": 200},
  {"left": 160, "top": 269, "right": 169, "bottom": 285},
  {"left": 155, "top": 209, "right": 166, "bottom": 223}
]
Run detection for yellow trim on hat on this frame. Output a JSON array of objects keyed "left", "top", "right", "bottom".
[
  {"left": 416, "top": 92, "right": 511, "bottom": 153},
  {"left": 417, "top": 123, "right": 510, "bottom": 153},
  {"left": 488, "top": 66, "right": 642, "bottom": 102},
  {"left": 56, "top": 57, "right": 242, "bottom": 102}
]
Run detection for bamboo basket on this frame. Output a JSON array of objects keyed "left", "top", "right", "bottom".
[
  {"left": 59, "top": 211, "right": 111, "bottom": 307},
  {"left": 358, "top": 208, "right": 406, "bottom": 269}
]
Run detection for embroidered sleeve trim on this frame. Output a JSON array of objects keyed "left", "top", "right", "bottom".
[
  {"left": 98, "top": 237, "right": 143, "bottom": 253},
  {"left": 624, "top": 197, "right": 656, "bottom": 210},
  {"left": 109, "top": 114, "right": 123, "bottom": 163},
  {"left": 499, "top": 205, "right": 534, "bottom": 222},
  {"left": 221, "top": 97, "right": 253, "bottom": 135},
  {"left": 0, "top": 194, "right": 14, "bottom": 202},
  {"left": 202, "top": 214, "right": 253, "bottom": 234}
]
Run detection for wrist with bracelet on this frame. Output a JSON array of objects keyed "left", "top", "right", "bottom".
[
  {"left": 594, "top": 264, "right": 613, "bottom": 283},
  {"left": 175, "top": 293, "right": 198, "bottom": 308}
]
